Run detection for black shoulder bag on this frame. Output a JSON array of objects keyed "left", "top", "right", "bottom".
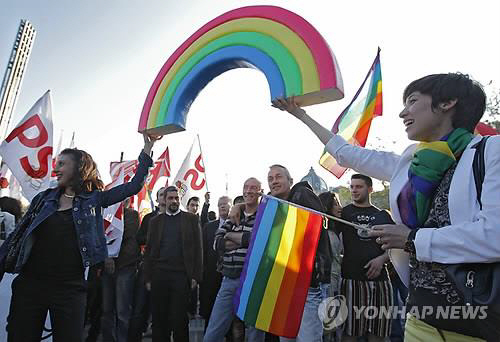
[{"left": 444, "top": 136, "right": 500, "bottom": 341}]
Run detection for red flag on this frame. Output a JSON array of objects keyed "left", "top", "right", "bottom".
[
  {"left": 475, "top": 122, "right": 498, "bottom": 136},
  {"left": 147, "top": 147, "right": 171, "bottom": 191},
  {"left": 137, "top": 146, "right": 171, "bottom": 215},
  {"left": 0, "top": 163, "right": 10, "bottom": 189},
  {"left": 103, "top": 168, "right": 125, "bottom": 257}
]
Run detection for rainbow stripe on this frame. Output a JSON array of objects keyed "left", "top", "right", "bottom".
[
  {"left": 234, "top": 196, "right": 323, "bottom": 338},
  {"left": 138, "top": 6, "right": 344, "bottom": 135},
  {"left": 320, "top": 49, "right": 382, "bottom": 178}
]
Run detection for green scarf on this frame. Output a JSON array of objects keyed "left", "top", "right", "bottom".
[{"left": 398, "top": 128, "right": 474, "bottom": 229}]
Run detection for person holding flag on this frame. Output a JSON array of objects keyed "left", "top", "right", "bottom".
[
  {"left": 273, "top": 73, "right": 500, "bottom": 341},
  {"left": 0, "top": 133, "right": 160, "bottom": 342}
]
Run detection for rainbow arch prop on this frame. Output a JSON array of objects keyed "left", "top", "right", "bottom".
[{"left": 139, "top": 6, "right": 344, "bottom": 135}]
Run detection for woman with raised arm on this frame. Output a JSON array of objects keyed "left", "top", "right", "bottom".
[
  {"left": 0, "top": 133, "right": 160, "bottom": 342},
  {"left": 273, "top": 73, "right": 500, "bottom": 341}
]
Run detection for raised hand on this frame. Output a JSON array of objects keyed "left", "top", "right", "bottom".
[
  {"left": 271, "top": 96, "right": 307, "bottom": 120},
  {"left": 143, "top": 133, "right": 162, "bottom": 156}
]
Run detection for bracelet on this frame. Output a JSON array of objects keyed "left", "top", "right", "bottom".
[{"left": 404, "top": 228, "right": 419, "bottom": 254}]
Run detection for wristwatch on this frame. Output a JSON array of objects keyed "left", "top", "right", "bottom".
[{"left": 404, "top": 228, "right": 419, "bottom": 254}]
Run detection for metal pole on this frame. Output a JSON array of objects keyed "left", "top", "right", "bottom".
[
  {"left": 196, "top": 134, "right": 209, "bottom": 192},
  {"left": 262, "top": 194, "right": 367, "bottom": 231}
]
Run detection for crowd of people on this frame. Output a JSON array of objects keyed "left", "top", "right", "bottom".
[{"left": 0, "top": 72, "right": 498, "bottom": 342}]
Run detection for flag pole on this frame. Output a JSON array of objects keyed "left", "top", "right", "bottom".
[
  {"left": 196, "top": 134, "right": 209, "bottom": 192},
  {"left": 148, "top": 189, "right": 154, "bottom": 211},
  {"left": 332, "top": 48, "right": 381, "bottom": 134},
  {"left": 262, "top": 194, "right": 368, "bottom": 231}
]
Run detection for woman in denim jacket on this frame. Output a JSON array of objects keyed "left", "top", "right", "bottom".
[{"left": 0, "top": 133, "right": 159, "bottom": 342}]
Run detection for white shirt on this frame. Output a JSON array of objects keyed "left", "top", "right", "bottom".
[
  {"left": 165, "top": 209, "right": 180, "bottom": 216},
  {"left": 325, "top": 134, "right": 500, "bottom": 286}
]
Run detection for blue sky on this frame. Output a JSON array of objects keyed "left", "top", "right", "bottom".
[{"left": 1, "top": 0, "right": 500, "bottom": 202}]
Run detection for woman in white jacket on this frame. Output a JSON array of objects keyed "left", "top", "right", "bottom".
[{"left": 273, "top": 73, "right": 500, "bottom": 341}]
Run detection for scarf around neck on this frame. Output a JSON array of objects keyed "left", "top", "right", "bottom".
[{"left": 398, "top": 128, "right": 474, "bottom": 229}]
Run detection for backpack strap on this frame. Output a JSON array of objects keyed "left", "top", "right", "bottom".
[
  {"left": 472, "top": 136, "right": 491, "bottom": 210},
  {"left": 0, "top": 219, "right": 5, "bottom": 240}
]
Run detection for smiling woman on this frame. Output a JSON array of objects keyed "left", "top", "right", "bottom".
[
  {"left": 0, "top": 133, "right": 159, "bottom": 342},
  {"left": 272, "top": 73, "right": 500, "bottom": 341}
]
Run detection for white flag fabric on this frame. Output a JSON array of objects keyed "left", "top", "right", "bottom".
[
  {"left": 0, "top": 91, "right": 53, "bottom": 201},
  {"left": 110, "top": 160, "right": 137, "bottom": 183},
  {"left": 173, "top": 139, "right": 207, "bottom": 209},
  {"left": 103, "top": 168, "right": 125, "bottom": 258}
]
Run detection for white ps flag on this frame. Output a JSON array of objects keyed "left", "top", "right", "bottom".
[
  {"left": 173, "top": 138, "right": 207, "bottom": 209},
  {"left": 0, "top": 91, "right": 53, "bottom": 201}
]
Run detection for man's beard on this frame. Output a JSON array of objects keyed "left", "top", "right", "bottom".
[{"left": 168, "top": 204, "right": 179, "bottom": 213}]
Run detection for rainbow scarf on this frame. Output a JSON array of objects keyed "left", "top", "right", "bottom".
[
  {"left": 398, "top": 128, "right": 474, "bottom": 229},
  {"left": 234, "top": 196, "right": 324, "bottom": 337}
]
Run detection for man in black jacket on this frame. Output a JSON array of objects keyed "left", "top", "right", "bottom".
[
  {"left": 128, "top": 187, "right": 166, "bottom": 342},
  {"left": 199, "top": 195, "right": 231, "bottom": 330},
  {"left": 101, "top": 199, "right": 141, "bottom": 342},
  {"left": 267, "top": 164, "right": 332, "bottom": 342},
  {"left": 144, "top": 186, "right": 203, "bottom": 341}
]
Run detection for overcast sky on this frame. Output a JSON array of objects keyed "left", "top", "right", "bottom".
[{"left": 1, "top": 0, "right": 499, "bottom": 204}]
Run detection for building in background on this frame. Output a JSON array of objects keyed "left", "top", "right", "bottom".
[
  {"left": 300, "top": 167, "right": 328, "bottom": 195},
  {"left": 0, "top": 19, "right": 36, "bottom": 141}
]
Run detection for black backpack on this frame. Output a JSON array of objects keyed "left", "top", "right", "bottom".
[{"left": 445, "top": 136, "right": 500, "bottom": 341}]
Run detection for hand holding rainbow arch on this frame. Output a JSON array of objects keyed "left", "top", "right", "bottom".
[{"left": 138, "top": 5, "right": 344, "bottom": 135}]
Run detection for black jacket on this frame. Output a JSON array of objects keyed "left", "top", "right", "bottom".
[
  {"left": 287, "top": 181, "right": 333, "bottom": 286},
  {"left": 143, "top": 211, "right": 203, "bottom": 283},
  {"left": 115, "top": 208, "right": 140, "bottom": 270}
]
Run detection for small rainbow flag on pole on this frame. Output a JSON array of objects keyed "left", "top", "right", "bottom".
[
  {"left": 234, "top": 196, "right": 324, "bottom": 338},
  {"left": 320, "top": 48, "right": 383, "bottom": 178}
]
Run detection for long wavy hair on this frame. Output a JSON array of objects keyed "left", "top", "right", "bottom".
[{"left": 59, "top": 148, "right": 104, "bottom": 194}]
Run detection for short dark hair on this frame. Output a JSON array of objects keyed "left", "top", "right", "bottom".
[
  {"left": 269, "top": 164, "right": 292, "bottom": 180},
  {"left": 156, "top": 186, "right": 165, "bottom": 198},
  {"left": 187, "top": 196, "right": 200, "bottom": 206},
  {"left": 403, "top": 73, "right": 486, "bottom": 133},
  {"left": 318, "top": 192, "right": 340, "bottom": 213},
  {"left": 208, "top": 211, "right": 217, "bottom": 221},
  {"left": 233, "top": 195, "right": 244, "bottom": 205},
  {"left": 164, "top": 185, "right": 178, "bottom": 195},
  {"left": 351, "top": 174, "right": 372, "bottom": 187}
]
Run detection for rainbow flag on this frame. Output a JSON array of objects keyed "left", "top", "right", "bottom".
[
  {"left": 320, "top": 48, "right": 383, "bottom": 178},
  {"left": 234, "top": 196, "right": 324, "bottom": 338}
]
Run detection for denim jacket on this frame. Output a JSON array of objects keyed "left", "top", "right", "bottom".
[{"left": 0, "top": 151, "right": 153, "bottom": 276}]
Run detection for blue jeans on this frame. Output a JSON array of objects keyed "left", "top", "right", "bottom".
[
  {"left": 203, "top": 277, "right": 265, "bottom": 342},
  {"left": 127, "top": 265, "right": 151, "bottom": 342},
  {"left": 390, "top": 274, "right": 408, "bottom": 342},
  {"left": 280, "top": 286, "right": 323, "bottom": 342},
  {"left": 101, "top": 265, "right": 136, "bottom": 342}
]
